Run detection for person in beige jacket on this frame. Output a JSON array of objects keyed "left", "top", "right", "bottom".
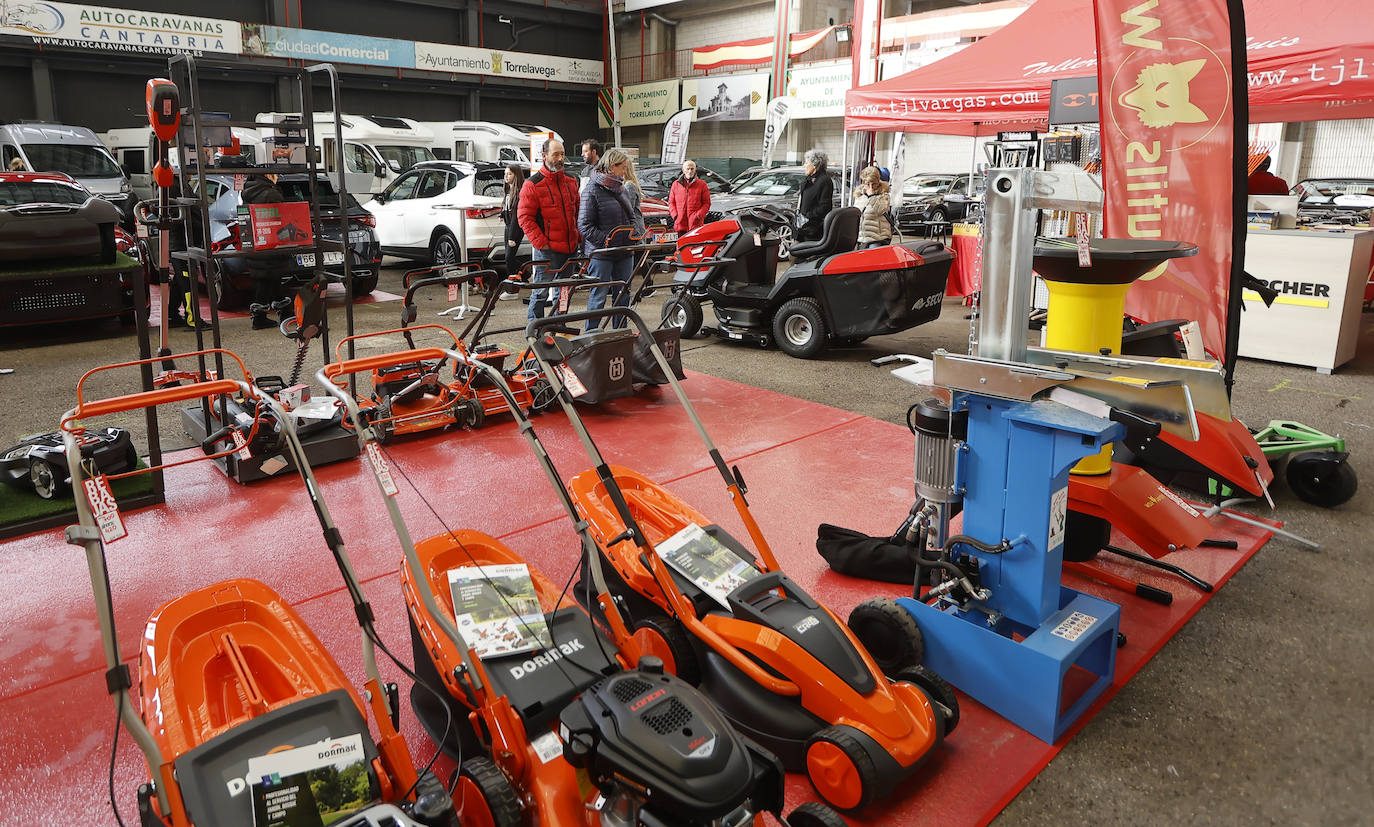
[{"left": 853, "top": 166, "right": 893, "bottom": 249}]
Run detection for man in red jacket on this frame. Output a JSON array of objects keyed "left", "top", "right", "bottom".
[
  {"left": 668, "top": 159, "right": 711, "bottom": 233},
  {"left": 517, "top": 138, "right": 582, "bottom": 320}
]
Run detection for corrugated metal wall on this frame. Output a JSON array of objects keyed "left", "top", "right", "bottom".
[{"left": 1298, "top": 118, "right": 1374, "bottom": 179}]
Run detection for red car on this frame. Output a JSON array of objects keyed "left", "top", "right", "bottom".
[{"left": 0, "top": 171, "right": 151, "bottom": 326}]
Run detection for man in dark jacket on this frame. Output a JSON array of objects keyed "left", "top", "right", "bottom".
[
  {"left": 242, "top": 172, "right": 292, "bottom": 330},
  {"left": 796, "top": 149, "right": 834, "bottom": 243},
  {"left": 517, "top": 139, "right": 582, "bottom": 320}
]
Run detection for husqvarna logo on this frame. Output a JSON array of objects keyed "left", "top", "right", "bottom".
[
  {"left": 663, "top": 340, "right": 677, "bottom": 360},
  {"left": 608, "top": 356, "right": 626, "bottom": 381}
]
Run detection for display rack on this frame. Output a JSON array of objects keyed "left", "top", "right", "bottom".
[{"left": 163, "top": 55, "right": 362, "bottom": 483}]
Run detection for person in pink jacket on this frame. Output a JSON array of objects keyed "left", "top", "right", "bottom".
[{"left": 668, "top": 160, "right": 711, "bottom": 233}]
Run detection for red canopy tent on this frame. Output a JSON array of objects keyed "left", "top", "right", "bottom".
[{"left": 844, "top": 0, "right": 1374, "bottom": 134}]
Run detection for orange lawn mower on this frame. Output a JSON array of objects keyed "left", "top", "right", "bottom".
[
  {"left": 62, "top": 349, "right": 457, "bottom": 827},
  {"left": 525, "top": 306, "right": 958, "bottom": 814},
  {"left": 318, "top": 347, "right": 848, "bottom": 827}
]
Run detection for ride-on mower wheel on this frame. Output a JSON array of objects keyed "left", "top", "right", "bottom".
[
  {"left": 895, "top": 664, "right": 960, "bottom": 736},
  {"left": 1285, "top": 451, "right": 1357, "bottom": 507},
  {"left": 786, "top": 800, "right": 850, "bottom": 827},
  {"left": 805, "top": 724, "right": 879, "bottom": 812},
  {"left": 848, "top": 598, "right": 923, "bottom": 677},
  {"left": 631, "top": 614, "right": 701, "bottom": 685},
  {"left": 453, "top": 756, "right": 520, "bottom": 827},
  {"left": 661, "top": 293, "right": 703, "bottom": 339},
  {"left": 773, "top": 297, "right": 827, "bottom": 359}
]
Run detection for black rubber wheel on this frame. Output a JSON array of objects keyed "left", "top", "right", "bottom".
[
  {"left": 1285, "top": 451, "right": 1357, "bottom": 507},
  {"left": 848, "top": 598, "right": 923, "bottom": 677},
  {"left": 787, "top": 800, "right": 850, "bottom": 827},
  {"left": 631, "top": 614, "right": 701, "bottom": 685},
  {"left": 804, "top": 724, "right": 879, "bottom": 813},
  {"left": 454, "top": 397, "right": 485, "bottom": 430},
  {"left": 350, "top": 269, "right": 379, "bottom": 297},
  {"left": 895, "top": 664, "right": 960, "bottom": 737},
  {"left": 929, "top": 206, "right": 949, "bottom": 224},
  {"left": 430, "top": 230, "right": 461, "bottom": 268},
  {"left": 772, "top": 297, "right": 828, "bottom": 359},
  {"left": 212, "top": 266, "right": 250, "bottom": 311},
  {"left": 28, "top": 458, "right": 60, "bottom": 500},
  {"left": 453, "top": 757, "right": 520, "bottom": 827},
  {"left": 1062, "top": 511, "right": 1111, "bottom": 562},
  {"left": 661, "top": 293, "right": 703, "bottom": 339}
]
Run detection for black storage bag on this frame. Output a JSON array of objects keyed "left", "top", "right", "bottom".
[
  {"left": 631, "top": 326, "right": 686, "bottom": 385},
  {"left": 815, "top": 523, "right": 919, "bottom": 584}
]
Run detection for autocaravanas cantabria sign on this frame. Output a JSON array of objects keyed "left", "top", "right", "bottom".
[
  {"left": 0, "top": 1, "right": 240, "bottom": 56},
  {"left": 1096, "top": 0, "right": 1237, "bottom": 360}
]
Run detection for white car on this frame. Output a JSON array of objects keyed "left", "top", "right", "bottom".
[{"left": 362, "top": 160, "right": 522, "bottom": 268}]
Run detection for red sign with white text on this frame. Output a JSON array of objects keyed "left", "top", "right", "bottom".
[
  {"left": 1095, "top": 0, "right": 1236, "bottom": 360},
  {"left": 250, "top": 202, "right": 314, "bottom": 250}
]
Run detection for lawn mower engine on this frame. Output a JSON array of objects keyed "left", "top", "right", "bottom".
[{"left": 559, "top": 657, "right": 784, "bottom": 827}]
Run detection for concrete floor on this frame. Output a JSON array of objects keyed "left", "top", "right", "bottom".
[{"left": 1, "top": 260, "right": 1370, "bottom": 825}]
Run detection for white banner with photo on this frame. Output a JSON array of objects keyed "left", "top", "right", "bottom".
[
  {"left": 415, "top": 41, "right": 603, "bottom": 85},
  {"left": 684, "top": 73, "right": 769, "bottom": 122},
  {"left": 785, "top": 60, "right": 850, "bottom": 120},
  {"left": 599, "top": 79, "right": 680, "bottom": 128},
  {"left": 1, "top": 2, "right": 240, "bottom": 55}
]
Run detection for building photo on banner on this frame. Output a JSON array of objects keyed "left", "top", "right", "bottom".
[{"left": 2, "top": 0, "right": 1374, "bottom": 825}]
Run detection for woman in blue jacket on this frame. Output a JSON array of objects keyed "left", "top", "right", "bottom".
[{"left": 577, "top": 147, "right": 645, "bottom": 330}]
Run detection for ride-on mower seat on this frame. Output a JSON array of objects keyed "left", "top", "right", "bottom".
[{"left": 788, "top": 207, "right": 860, "bottom": 263}]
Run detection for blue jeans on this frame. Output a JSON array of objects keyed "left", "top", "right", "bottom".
[
  {"left": 585, "top": 253, "right": 634, "bottom": 330},
  {"left": 527, "top": 248, "right": 573, "bottom": 321}
]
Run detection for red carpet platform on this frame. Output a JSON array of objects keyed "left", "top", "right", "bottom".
[{"left": 0, "top": 371, "right": 1274, "bottom": 824}]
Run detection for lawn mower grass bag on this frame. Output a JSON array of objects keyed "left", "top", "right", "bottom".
[
  {"left": 816, "top": 522, "right": 920, "bottom": 584},
  {"left": 816, "top": 243, "right": 954, "bottom": 338},
  {"left": 631, "top": 326, "right": 685, "bottom": 385},
  {"left": 536, "top": 327, "right": 638, "bottom": 403}
]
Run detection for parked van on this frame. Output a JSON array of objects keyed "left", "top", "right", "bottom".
[
  {"left": 100, "top": 126, "right": 262, "bottom": 201},
  {"left": 256, "top": 112, "right": 435, "bottom": 195},
  {"left": 416, "top": 121, "right": 537, "bottom": 168},
  {"left": 1, "top": 123, "right": 135, "bottom": 225}
]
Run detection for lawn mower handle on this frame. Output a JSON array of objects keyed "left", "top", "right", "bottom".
[
  {"left": 329, "top": 325, "right": 460, "bottom": 376},
  {"left": 514, "top": 256, "right": 592, "bottom": 281}
]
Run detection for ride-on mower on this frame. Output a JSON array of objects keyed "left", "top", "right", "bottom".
[
  {"left": 662, "top": 206, "right": 955, "bottom": 358},
  {"left": 318, "top": 344, "right": 847, "bottom": 827},
  {"left": 526, "top": 306, "right": 957, "bottom": 813},
  {"left": 63, "top": 349, "right": 456, "bottom": 827}
]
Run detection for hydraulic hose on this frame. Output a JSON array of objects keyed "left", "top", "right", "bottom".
[{"left": 944, "top": 533, "right": 1013, "bottom": 555}]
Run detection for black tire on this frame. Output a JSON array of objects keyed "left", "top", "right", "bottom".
[
  {"left": 661, "top": 293, "right": 703, "bottom": 338},
  {"left": 772, "top": 297, "right": 827, "bottom": 359},
  {"left": 350, "top": 269, "right": 379, "bottom": 297},
  {"left": 211, "top": 266, "right": 249, "bottom": 311},
  {"left": 431, "top": 230, "right": 461, "bottom": 268},
  {"left": 804, "top": 725, "right": 879, "bottom": 813},
  {"left": 1062, "top": 511, "right": 1111, "bottom": 562},
  {"left": 895, "top": 665, "right": 960, "bottom": 737},
  {"left": 28, "top": 458, "right": 61, "bottom": 500},
  {"left": 527, "top": 377, "right": 558, "bottom": 413},
  {"left": 929, "top": 207, "right": 949, "bottom": 224},
  {"left": 848, "top": 598, "right": 923, "bottom": 677},
  {"left": 787, "top": 801, "right": 850, "bottom": 827},
  {"left": 454, "top": 757, "right": 520, "bottom": 827},
  {"left": 1286, "top": 452, "right": 1357, "bottom": 507},
  {"left": 411, "top": 768, "right": 460, "bottom": 827},
  {"left": 632, "top": 614, "right": 701, "bottom": 685},
  {"left": 455, "top": 397, "right": 485, "bottom": 430}
]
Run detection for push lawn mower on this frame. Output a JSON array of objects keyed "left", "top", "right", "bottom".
[
  {"left": 662, "top": 206, "right": 954, "bottom": 358},
  {"left": 62, "top": 349, "right": 455, "bottom": 827},
  {"left": 527, "top": 306, "right": 956, "bottom": 813},
  {"left": 318, "top": 346, "right": 847, "bottom": 827}
]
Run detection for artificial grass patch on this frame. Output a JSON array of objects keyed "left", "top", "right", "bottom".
[
  {"left": 0, "top": 252, "right": 139, "bottom": 280},
  {"left": 0, "top": 461, "right": 154, "bottom": 529}
]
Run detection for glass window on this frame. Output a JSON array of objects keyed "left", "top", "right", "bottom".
[
  {"left": 121, "top": 149, "right": 147, "bottom": 175},
  {"left": 0, "top": 179, "right": 91, "bottom": 206},
  {"left": 344, "top": 143, "right": 376, "bottom": 175},
  {"left": 453, "top": 141, "right": 474, "bottom": 162},
  {"left": 414, "top": 171, "right": 450, "bottom": 199},
  {"left": 375, "top": 144, "right": 435, "bottom": 172},
  {"left": 2, "top": 145, "right": 20, "bottom": 169},
  {"left": 950, "top": 177, "right": 968, "bottom": 195},
  {"left": 383, "top": 170, "right": 423, "bottom": 201},
  {"left": 20, "top": 143, "right": 123, "bottom": 177},
  {"left": 498, "top": 146, "right": 522, "bottom": 162}
]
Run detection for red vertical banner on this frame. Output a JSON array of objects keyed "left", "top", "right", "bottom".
[{"left": 1095, "top": 0, "right": 1237, "bottom": 361}]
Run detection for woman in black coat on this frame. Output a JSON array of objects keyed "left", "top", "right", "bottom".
[
  {"left": 499, "top": 164, "right": 526, "bottom": 292},
  {"left": 795, "top": 148, "right": 833, "bottom": 243}
]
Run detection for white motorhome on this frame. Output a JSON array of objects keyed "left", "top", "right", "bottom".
[
  {"left": 2, "top": 122, "right": 135, "bottom": 224},
  {"left": 100, "top": 126, "right": 262, "bottom": 201},
  {"left": 416, "top": 121, "right": 538, "bottom": 168},
  {"left": 257, "top": 112, "right": 435, "bottom": 195}
]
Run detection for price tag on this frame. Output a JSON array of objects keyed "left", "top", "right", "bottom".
[
  {"left": 83, "top": 475, "right": 127, "bottom": 543},
  {"left": 366, "top": 443, "right": 399, "bottom": 497},
  {"left": 1075, "top": 213, "right": 1092, "bottom": 267},
  {"left": 531, "top": 730, "right": 563, "bottom": 764},
  {"left": 232, "top": 174, "right": 245, "bottom": 192},
  {"left": 557, "top": 285, "right": 573, "bottom": 314},
  {"left": 553, "top": 363, "right": 588, "bottom": 398},
  {"left": 135, "top": 222, "right": 149, "bottom": 239},
  {"left": 753, "top": 232, "right": 762, "bottom": 247},
  {"left": 447, "top": 283, "right": 459, "bottom": 302},
  {"left": 230, "top": 429, "right": 252, "bottom": 460}
]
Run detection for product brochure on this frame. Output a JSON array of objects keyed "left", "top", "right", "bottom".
[
  {"left": 448, "top": 563, "right": 552, "bottom": 658},
  {"left": 654, "top": 523, "right": 761, "bottom": 609},
  {"left": 246, "top": 733, "right": 371, "bottom": 827}
]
